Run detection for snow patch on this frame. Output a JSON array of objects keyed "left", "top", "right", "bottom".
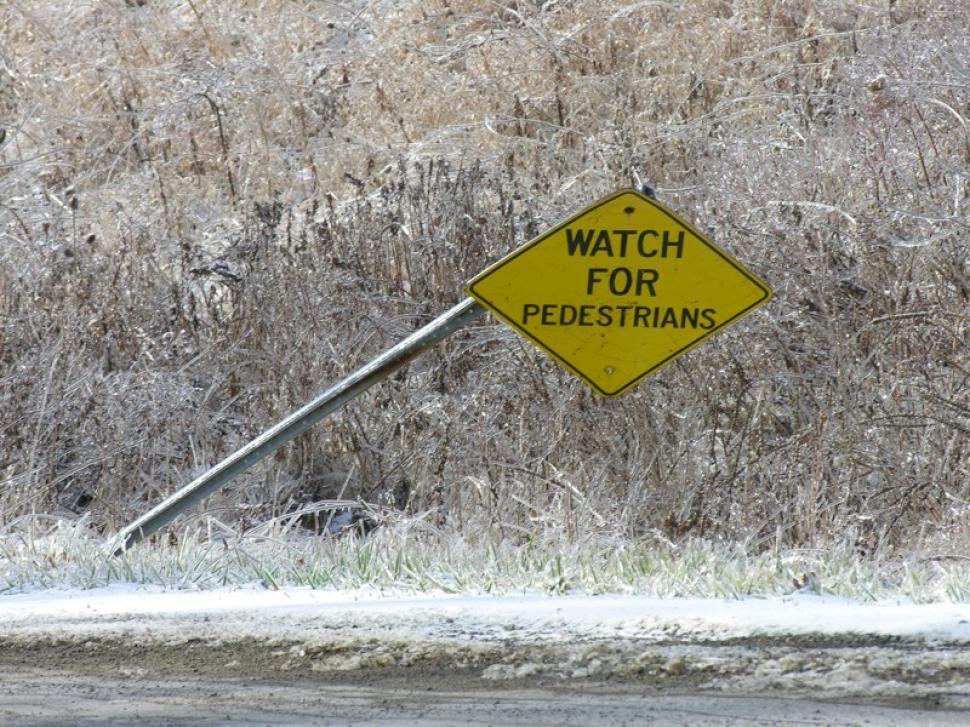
[{"left": 2, "top": 586, "right": 970, "bottom": 644}]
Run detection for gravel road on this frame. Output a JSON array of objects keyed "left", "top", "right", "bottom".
[
  {"left": 3, "top": 590, "right": 970, "bottom": 724},
  {"left": 3, "top": 634, "right": 970, "bottom": 725},
  {"left": 3, "top": 666, "right": 967, "bottom": 726}
]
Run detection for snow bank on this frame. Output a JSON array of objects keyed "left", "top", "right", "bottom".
[{"left": 3, "top": 586, "right": 970, "bottom": 644}]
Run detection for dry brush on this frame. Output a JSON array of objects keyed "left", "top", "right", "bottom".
[{"left": 0, "top": 0, "right": 967, "bottom": 552}]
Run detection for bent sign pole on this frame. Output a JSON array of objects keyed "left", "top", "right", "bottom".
[
  {"left": 113, "top": 188, "right": 771, "bottom": 553},
  {"left": 112, "top": 297, "right": 484, "bottom": 555}
]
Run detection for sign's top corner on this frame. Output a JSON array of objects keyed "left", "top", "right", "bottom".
[
  {"left": 606, "top": 187, "right": 652, "bottom": 202},
  {"left": 595, "top": 187, "right": 683, "bottom": 217}
]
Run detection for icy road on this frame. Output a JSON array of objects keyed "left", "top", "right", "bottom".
[{"left": 3, "top": 587, "right": 970, "bottom": 724}]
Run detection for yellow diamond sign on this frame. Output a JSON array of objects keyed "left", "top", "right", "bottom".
[{"left": 466, "top": 189, "right": 771, "bottom": 397}]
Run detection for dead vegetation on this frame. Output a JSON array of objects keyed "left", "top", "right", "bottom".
[{"left": 1, "top": 0, "right": 967, "bottom": 552}]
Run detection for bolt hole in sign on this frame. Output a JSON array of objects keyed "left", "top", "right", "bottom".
[{"left": 466, "top": 189, "right": 772, "bottom": 397}]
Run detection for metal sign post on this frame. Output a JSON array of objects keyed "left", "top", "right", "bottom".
[{"left": 112, "top": 297, "right": 483, "bottom": 555}]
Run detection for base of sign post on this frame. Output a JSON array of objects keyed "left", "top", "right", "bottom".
[{"left": 112, "top": 298, "right": 484, "bottom": 555}]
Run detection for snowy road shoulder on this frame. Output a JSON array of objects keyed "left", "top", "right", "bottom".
[
  {"left": 3, "top": 586, "right": 970, "bottom": 645},
  {"left": 4, "top": 587, "right": 970, "bottom": 705}
]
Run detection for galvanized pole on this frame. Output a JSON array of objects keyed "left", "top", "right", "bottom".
[{"left": 112, "top": 297, "right": 484, "bottom": 555}]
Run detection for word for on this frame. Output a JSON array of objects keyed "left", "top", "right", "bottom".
[{"left": 586, "top": 267, "right": 658, "bottom": 296}]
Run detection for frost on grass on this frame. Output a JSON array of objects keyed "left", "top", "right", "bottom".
[{"left": 3, "top": 516, "right": 970, "bottom": 603}]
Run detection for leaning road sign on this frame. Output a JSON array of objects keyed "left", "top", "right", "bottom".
[
  {"left": 114, "top": 188, "right": 770, "bottom": 553},
  {"left": 467, "top": 189, "right": 771, "bottom": 397}
]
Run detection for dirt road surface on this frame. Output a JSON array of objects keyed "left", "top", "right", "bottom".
[
  {"left": 2, "top": 589, "right": 970, "bottom": 724},
  {"left": 5, "top": 632, "right": 970, "bottom": 724},
  {"left": 3, "top": 665, "right": 967, "bottom": 726}
]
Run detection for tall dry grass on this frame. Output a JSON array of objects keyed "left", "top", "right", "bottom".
[{"left": 1, "top": 0, "right": 967, "bottom": 552}]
